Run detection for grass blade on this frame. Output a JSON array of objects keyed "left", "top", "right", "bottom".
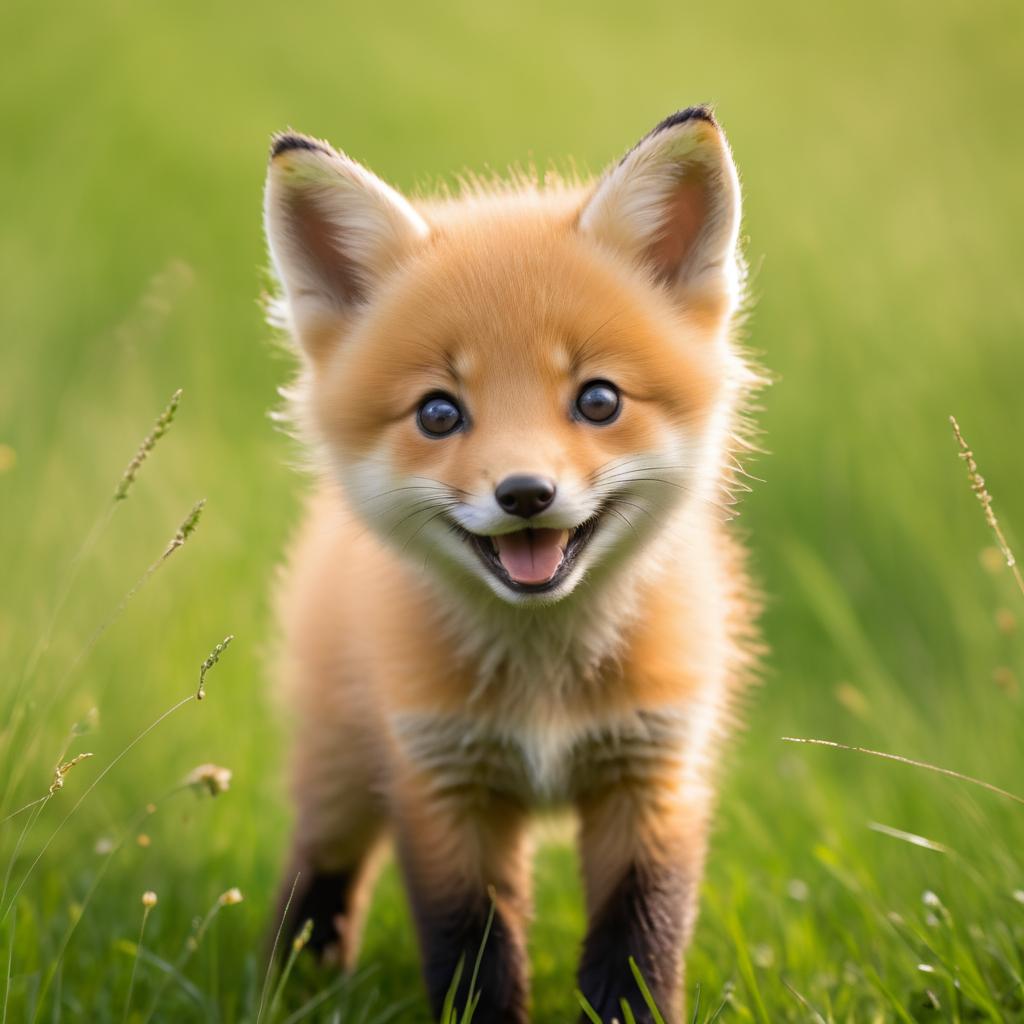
[
  {"left": 1, "top": 694, "right": 195, "bottom": 924},
  {"left": 628, "top": 957, "right": 667, "bottom": 1024},
  {"left": 462, "top": 896, "right": 496, "bottom": 1023},
  {"left": 267, "top": 918, "right": 312, "bottom": 1022},
  {"left": 439, "top": 955, "right": 464, "bottom": 1024},
  {"left": 257, "top": 871, "right": 300, "bottom": 1024},
  {"left": 576, "top": 990, "right": 603, "bottom": 1024},
  {"left": 782, "top": 736, "right": 1024, "bottom": 806},
  {"left": 689, "top": 983, "right": 701, "bottom": 1024},
  {"left": 1, "top": 909, "right": 13, "bottom": 1024},
  {"left": 782, "top": 979, "right": 828, "bottom": 1024}
]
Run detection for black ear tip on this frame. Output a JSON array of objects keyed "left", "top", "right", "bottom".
[
  {"left": 652, "top": 105, "right": 718, "bottom": 136},
  {"left": 269, "top": 132, "right": 330, "bottom": 162}
]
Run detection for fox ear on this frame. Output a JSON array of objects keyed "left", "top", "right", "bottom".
[
  {"left": 264, "top": 133, "right": 428, "bottom": 354},
  {"left": 579, "top": 108, "right": 742, "bottom": 316}
]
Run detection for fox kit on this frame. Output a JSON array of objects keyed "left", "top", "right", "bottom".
[{"left": 264, "top": 107, "right": 759, "bottom": 1023}]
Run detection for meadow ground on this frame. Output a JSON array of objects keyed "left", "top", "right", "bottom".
[{"left": 2, "top": 0, "right": 1023, "bottom": 1020}]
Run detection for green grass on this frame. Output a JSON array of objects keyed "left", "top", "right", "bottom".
[{"left": 2, "top": 0, "right": 1023, "bottom": 1019}]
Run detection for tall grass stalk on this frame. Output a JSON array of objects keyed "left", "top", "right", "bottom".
[
  {"left": 276, "top": 974, "right": 356, "bottom": 1024},
  {"left": 1, "top": 799, "right": 50, "bottom": 912},
  {"left": 1, "top": 741, "right": 95, "bottom": 963},
  {"left": 4, "top": 631, "right": 234, "bottom": 1016},
  {"left": 704, "top": 998, "right": 728, "bottom": 1024},
  {"left": 114, "top": 390, "right": 183, "bottom": 503},
  {"left": 9, "top": 389, "right": 183, "bottom": 714},
  {"left": 121, "top": 893, "right": 157, "bottom": 1024},
  {"left": 628, "top": 957, "right": 667, "bottom": 1024},
  {"left": 13, "top": 507, "right": 115, "bottom": 695},
  {"left": 2, "top": 719, "right": 96, "bottom": 914},
  {"left": 30, "top": 786, "right": 189, "bottom": 1021},
  {"left": 437, "top": 895, "right": 497, "bottom": 1024},
  {"left": 950, "top": 415, "right": 1024, "bottom": 599},
  {"left": 0, "top": 498, "right": 206, "bottom": 818},
  {"left": 0, "top": 693, "right": 195, "bottom": 925},
  {"left": 575, "top": 991, "right": 602, "bottom": 1024},
  {"left": 1, "top": 911, "right": 12, "bottom": 1024},
  {"left": 782, "top": 979, "right": 828, "bottom": 1024},
  {"left": 460, "top": 896, "right": 496, "bottom": 1024},
  {"left": 60, "top": 498, "right": 206, "bottom": 709},
  {"left": 780, "top": 736, "right": 1024, "bottom": 805},
  {"left": 138, "top": 890, "right": 243, "bottom": 1024},
  {"left": 266, "top": 919, "right": 313, "bottom": 1022},
  {"left": 257, "top": 872, "right": 300, "bottom": 1024}
]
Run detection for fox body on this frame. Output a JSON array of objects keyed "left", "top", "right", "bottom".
[{"left": 264, "top": 108, "right": 759, "bottom": 1023}]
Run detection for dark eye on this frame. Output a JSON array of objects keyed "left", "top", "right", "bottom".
[
  {"left": 417, "top": 394, "right": 464, "bottom": 437},
  {"left": 575, "top": 381, "right": 621, "bottom": 424}
]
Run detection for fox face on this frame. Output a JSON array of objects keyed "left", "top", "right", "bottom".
[{"left": 265, "top": 109, "right": 746, "bottom": 605}]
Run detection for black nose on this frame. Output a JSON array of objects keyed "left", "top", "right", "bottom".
[{"left": 494, "top": 474, "right": 556, "bottom": 518}]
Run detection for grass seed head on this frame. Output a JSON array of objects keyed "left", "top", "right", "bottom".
[
  {"left": 293, "top": 918, "right": 314, "bottom": 951},
  {"left": 950, "top": 416, "right": 1023, "bottom": 599},
  {"left": 197, "top": 634, "right": 234, "bottom": 700},
  {"left": 115, "top": 389, "right": 183, "bottom": 501},
  {"left": 163, "top": 498, "right": 206, "bottom": 560},
  {"left": 49, "top": 751, "right": 94, "bottom": 795}
]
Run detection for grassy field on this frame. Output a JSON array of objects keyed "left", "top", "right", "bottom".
[{"left": 2, "top": 0, "right": 1023, "bottom": 1019}]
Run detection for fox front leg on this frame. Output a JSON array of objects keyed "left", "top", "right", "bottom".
[
  {"left": 575, "top": 779, "right": 710, "bottom": 1024},
  {"left": 393, "top": 773, "right": 532, "bottom": 1023}
]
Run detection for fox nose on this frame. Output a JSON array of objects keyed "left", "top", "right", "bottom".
[{"left": 494, "top": 474, "right": 556, "bottom": 519}]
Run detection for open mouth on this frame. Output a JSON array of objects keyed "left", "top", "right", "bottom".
[{"left": 462, "top": 517, "right": 600, "bottom": 593}]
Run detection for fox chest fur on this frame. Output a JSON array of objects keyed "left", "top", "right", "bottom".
[
  {"left": 391, "top": 700, "right": 693, "bottom": 806},
  {"left": 379, "top": 536, "right": 736, "bottom": 808}
]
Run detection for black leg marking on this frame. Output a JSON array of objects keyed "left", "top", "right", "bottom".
[
  {"left": 408, "top": 889, "right": 528, "bottom": 1024},
  {"left": 272, "top": 866, "right": 356, "bottom": 962},
  {"left": 576, "top": 862, "right": 688, "bottom": 1024}
]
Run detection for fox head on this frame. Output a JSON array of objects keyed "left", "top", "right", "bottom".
[{"left": 264, "top": 108, "right": 750, "bottom": 606}]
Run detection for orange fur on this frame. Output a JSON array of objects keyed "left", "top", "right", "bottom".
[{"left": 265, "top": 108, "right": 761, "bottom": 1023}]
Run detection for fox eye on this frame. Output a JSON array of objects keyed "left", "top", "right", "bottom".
[
  {"left": 575, "top": 381, "right": 621, "bottom": 424},
  {"left": 417, "top": 394, "right": 464, "bottom": 437}
]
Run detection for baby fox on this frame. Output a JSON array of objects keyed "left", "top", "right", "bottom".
[{"left": 264, "top": 107, "right": 759, "bottom": 1023}]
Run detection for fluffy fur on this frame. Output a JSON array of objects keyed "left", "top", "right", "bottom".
[{"left": 264, "top": 107, "right": 761, "bottom": 1024}]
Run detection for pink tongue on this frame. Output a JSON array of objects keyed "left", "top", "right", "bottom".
[{"left": 493, "top": 528, "right": 570, "bottom": 585}]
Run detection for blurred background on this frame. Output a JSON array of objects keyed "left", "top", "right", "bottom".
[{"left": 2, "top": 0, "right": 1022, "bottom": 1019}]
